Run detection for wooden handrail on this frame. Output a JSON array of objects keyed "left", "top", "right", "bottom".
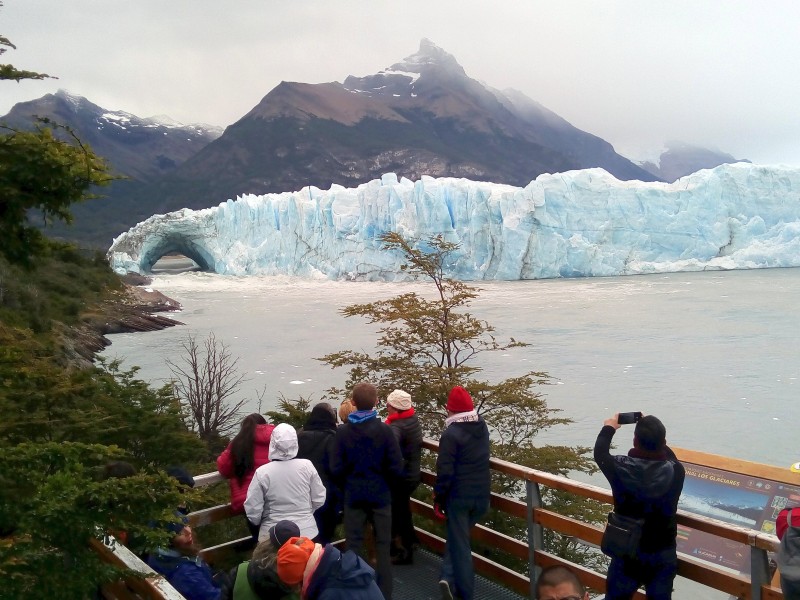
[{"left": 104, "top": 438, "right": 787, "bottom": 599}]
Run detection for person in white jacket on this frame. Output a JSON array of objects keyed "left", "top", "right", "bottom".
[{"left": 244, "top": 423, "right": 326, "bottom": 542}]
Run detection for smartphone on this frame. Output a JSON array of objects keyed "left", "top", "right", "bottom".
[{"left": 618, "top": 412, "right": 642, "bottom": 425}]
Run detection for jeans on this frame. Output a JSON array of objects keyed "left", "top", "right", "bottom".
[
  {"left": 440, "top": 497, "right": 489, "bottom": 600},
  {"left": 344, "top": 503, "right": 393, "bottom": 600},
  {"left": 605, "top": 547, "right": 678, "bottom": 600}
]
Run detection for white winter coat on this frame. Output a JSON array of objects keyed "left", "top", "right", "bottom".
[{"left": 244, "top": 423, "right": 326, "bottom": 541}]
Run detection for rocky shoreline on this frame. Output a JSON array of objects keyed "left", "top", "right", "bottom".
[{"left": 65, "top": 273, "right": 184, "bottom": 366}]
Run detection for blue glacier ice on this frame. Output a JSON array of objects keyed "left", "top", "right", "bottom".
[{"left": 108, "top": 163, "right": 800, "bottom": 280}]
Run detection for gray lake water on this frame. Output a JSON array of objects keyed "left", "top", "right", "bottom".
[
  {"left": 102, "top": 267, "right": 800, "bottom": 599},
  {"left": 103, "top": 267, "right": 800, "bottom": 469}
]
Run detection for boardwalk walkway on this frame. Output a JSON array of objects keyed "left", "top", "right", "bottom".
[{"left": 392, "top": 548, "right": 525, "bottom": 600}]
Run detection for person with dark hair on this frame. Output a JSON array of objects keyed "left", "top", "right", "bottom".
[
  {"left": 535, "top": 565, "right": 589, "bottom": 600},
  {"left": 277, "top": 536, "right": 383, "bottom": 600},
  {"left": 385, "top": 389, "right": 422, "bottom": 565},
  {"left": 217, "top": 413, "right": 275, "bottom": 536},
  {"left": 330, "top": 382, "right": 404, "bottom": 600},
  {"left": 245, "top": 423, "right": 326, "bottom": 542},
  {"left": 435, "top": 386, "right": 490, "bottom": 600},
  {"left": 594, "top": 413, "right": 685, "bottom": 600},
  {"left": 147, "top": 521, "right": 224, "bottom": 600},
  {"left": 297, "top": 402, "right": 340, "bottom": 544},
  {"left": 223, "top": 520, "right": 300, "bottom": 600}
]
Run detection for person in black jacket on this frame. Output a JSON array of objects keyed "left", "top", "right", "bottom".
[
  {"left": 385, "top": 389, "right": 423, "bottom": 565},
  {"left": 297, "top": 402, "right": 339, "bottom": 544},
  {"left": 594, "top": 413, "right": 685, "bottom": 600},
  {"left": 434, "top": 386, "right": 490, "bottom": 600},
  {"left": 330, "top": 382, "right": 404, "bottom": 600}
]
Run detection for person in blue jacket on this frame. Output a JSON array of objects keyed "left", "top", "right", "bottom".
[
  {"left": 434, "top": 386, "right": 491, "bottom": 600},
  {"left": 277, "top": 536, "right": 383, "bottom": 600},
  {"left": 147, "top": 522, "right": 223, "bottom": 600}
]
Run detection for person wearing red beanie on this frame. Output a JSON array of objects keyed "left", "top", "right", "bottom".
[{"left": 435, "top": 386, "right": 490, "bottom": 600}]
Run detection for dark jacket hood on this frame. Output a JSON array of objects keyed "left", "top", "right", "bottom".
[{"left": 306, "top": 546, "right": 377, "bottom": 598}]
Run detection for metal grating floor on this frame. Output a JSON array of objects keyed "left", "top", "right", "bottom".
[{"left": 392, "top": 548, "right": 527, "bottom": 600}]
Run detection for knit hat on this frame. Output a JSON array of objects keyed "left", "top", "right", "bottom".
[
  {"left": 446, "top": 386, "right": 474, "bottom": 413},
  {"left": 277, "top": 536, "right": 315, "bottom": 586},
  {"left": 387, "top": 389, "right": 412, "bottom": 411},
  {"left": 166, "top": 465, "right": 195, "bottom": 488},
  {"left": 269, "top": 520, "right": 301, "bottom": 549}
]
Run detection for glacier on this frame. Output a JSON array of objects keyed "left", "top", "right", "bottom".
[{"left": 108, "top": 163, "right": 800, "bottom": 280}]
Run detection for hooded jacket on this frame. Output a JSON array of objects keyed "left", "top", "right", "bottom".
[
  {"left": 244, "top": 424, "right": 326, "bottom": 541},
  {"left": 434, "top": 417, "right": 491, "bottom": 506},
  {"left": 304, "top": 545, "right": 383, "bottom": 600},
  {"left": 217, "top": 423, "right": 275, "bottom": 514},
  {"left": 594, "top": 425, "right": 686, "bottom": 553},
  {"left": 297, "top": 405, "right": 337, "bottom": 488},
  {"left": 388, "top": 412, "right": 423, "bottom": 488}
]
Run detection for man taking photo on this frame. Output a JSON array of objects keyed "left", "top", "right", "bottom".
[{"left": 594, "top": 413, "right": 685, "bottom": 599}]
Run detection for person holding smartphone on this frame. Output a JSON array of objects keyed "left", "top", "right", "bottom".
[{"left": 594, "top": 413, "right": 685, "bottom": 600}]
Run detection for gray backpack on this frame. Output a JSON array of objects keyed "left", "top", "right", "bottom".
[{"left": 778, "top": 509, "right": 800, "bottom": 599}]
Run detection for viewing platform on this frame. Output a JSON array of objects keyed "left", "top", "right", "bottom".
[{"left": 93, "top": 441, "right": 793, "bottom": 599}]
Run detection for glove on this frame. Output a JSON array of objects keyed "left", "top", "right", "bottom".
[{"left": 433, "top": 502, "right": 446, "bottom": 521}]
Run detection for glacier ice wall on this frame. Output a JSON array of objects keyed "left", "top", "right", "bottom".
[{"left": 108, "top": 163, "right": 800, "bottom": 280}]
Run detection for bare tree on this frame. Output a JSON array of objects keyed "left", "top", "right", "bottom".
[{"left": 167, "top": 332, "right": 246, "bottom": 444}]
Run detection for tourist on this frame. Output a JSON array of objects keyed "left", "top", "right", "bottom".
[
  {"left": 224, "top": 520, "right": 300, "bottom": 600},
  {"left": 435, "top": 386, "right": 491, "bottom": 600},
  {"left": 296, "top": 402, "right": 340, "bottom": 544},
  {"left": 147, "top": 520, "right": 225, "bottom": 600},
  {"left": 245, "top": 423, "right": 326, "bottom": 541},
  {"left": 776, "top": 504, "right": 800, "bottom": 598},
  {"left": 277, "top": 536, "right": 383, "bottom": 600},
  {"left": 535, "top": 565, "right": 589, "bottom": 600},
  {"left": 338, "top": 396, "right": 356, "bottom": 424},
  {"left": 217, "top": 413, "right": 275, "bottom": 537},
  {"left": 385, "top": 389, "right": 423, "bottom": 565},
  {"left": 330, "top": 382, "right": 404, "bottom": 600},
  {"left": 594, "top": 413, "right": 685, "bottom": 599}
]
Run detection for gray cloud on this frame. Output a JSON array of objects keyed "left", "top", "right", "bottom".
[{"left": 2, "top": 0, "right": 799, "bottom": 166}]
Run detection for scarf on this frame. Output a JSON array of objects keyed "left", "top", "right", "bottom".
[
  {"left": 348, "top": 409, "right": 378, "bottom": 424},
  {"left": 628, "top": 446, "right": 668, "bottom": 461},
  {"left": 385, "top": 407, "right": 416, "bottom": 424},
  {"left": 445, "top": 409, "right": 479, "bottom": 428}
]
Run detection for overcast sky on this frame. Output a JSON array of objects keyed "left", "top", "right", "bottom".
[{"left": 2, "top": 0, "right": 799, "bottom": 166}]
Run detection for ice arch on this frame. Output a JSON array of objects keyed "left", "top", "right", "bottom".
[{"left": 140, "top": 235, "right": 213, "bottom": 272}]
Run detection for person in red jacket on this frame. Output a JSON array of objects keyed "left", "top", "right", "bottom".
[{"left": 217, "top": 413, "right": 275, "bottom": 537}]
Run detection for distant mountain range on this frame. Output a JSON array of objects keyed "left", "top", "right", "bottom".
[
  {"left": 0, "top": 39, "right": 747, "bottom": 248},
  {"left": 638, "top": 141, "right": 750, "bottom": 182}
]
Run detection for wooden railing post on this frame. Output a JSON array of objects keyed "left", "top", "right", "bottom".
[
  {"left": 750, "top": 545, "right": 771, "bottom": 600},
  {"left": 527, "top": 479, "right": 544, "bottom": 599}
]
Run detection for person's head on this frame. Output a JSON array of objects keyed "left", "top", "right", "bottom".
[
  {"left": 101, "top": 461, "right": 136, "bottom": 480},
  {"left": 386, "top": 389, "right": 412, "bottom": 415},
  {"left": 277, "top": 536, "right": 317, "bottom": 587},
  {"left": 633, "top": 415, "right": 667, "bottom": 452},
  {"left": 167, "top": 522, "right": 201, "bottom": 557},
  {"left": 165, "top": 466, "right": 195, "bottom": 489},
  {"left": 269, "top": 423, "right": 299, "bottom": 461},
  {"left": 268, "top": 520, "right": 301, "bottom": 551},
  {"left": 446, "top": 386, "right": 474, "bottom": 415},
  {"left": 535, "top": 565, "right": 588, "bottom": 600},
  {"left": 231, "top": 413, "right": 268, "bottom": 480},
  {"left": 304, "top": 402, "right": 336, "bottom": 430},
  {"left": 338, "top": 397, "right": 356, "bottom": 423},
  {"left": 352, "top": 382, "right": 378, "bottom": 411}
]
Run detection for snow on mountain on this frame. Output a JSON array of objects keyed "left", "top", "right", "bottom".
[{"left": 108, "top": 162, "right": 800, "bottom": 281}]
